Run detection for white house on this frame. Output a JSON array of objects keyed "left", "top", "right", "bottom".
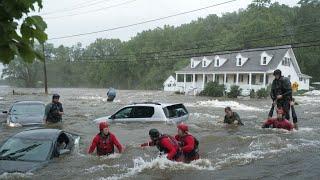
[
  {"left": 163, "top": 75, "right": 177, "bottom": 92},
  {"left": 172, "top": 45, "right": 311, "bottom": 95}
]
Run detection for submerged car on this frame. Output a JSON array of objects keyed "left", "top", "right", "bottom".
[
  {"left": 0, "top": 128, "right": 80, "bottom": 174},
  {"left": 2, "top": 101, "right": 45, "bottom": 127},
  {"left": 94, "top": 102, "right": 189, "bottom": 123}
]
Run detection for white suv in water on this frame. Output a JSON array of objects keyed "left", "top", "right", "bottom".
[{"left": 93, "top": 102, "right": 189, "bottom": 124}]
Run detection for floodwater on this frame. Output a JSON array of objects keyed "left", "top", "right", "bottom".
[{"left": 0, "top": 86, "right": 320, "bottom": 180}]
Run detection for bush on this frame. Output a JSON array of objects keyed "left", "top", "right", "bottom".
[
  {"left": 250, "top": 89, "right": 255, "bottom": 98},
  {"left": 200, "top": 82, "right": 224, "bottom": 97},
  {"left": 256, "top": 88, "right": 268, "bottom": 98},
  {"left": 227, "top": 85, "right": 241, "bottom": 98}
]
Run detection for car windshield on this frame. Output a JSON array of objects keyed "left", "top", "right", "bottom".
[
  {"left": 163, "top": 104, "right": 188, "bottom": 118},
  {"left": 0, "top": 138, "right": 52, "bottom": 162},
  {"left": 11, "top": 104, "right": 45, "bottom": 116}
]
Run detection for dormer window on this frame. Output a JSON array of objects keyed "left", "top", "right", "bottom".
[
  {"left": 236, "top": 54, "right": 248, "bottom": 67},
  {"left": 263, "top": 57, "right": 267, "bottom": 65},
  {"left": 191, "top": 61, "right": 194, "bottom": 68},
  {"left": 203, "top": 61, "right": 206, "bottom": 67},
  {"left": 216, "top": 59, "right": 219, "bottom": 66},
  {"left": 260, "top": 52, "right": 272, "bottom": 65}
]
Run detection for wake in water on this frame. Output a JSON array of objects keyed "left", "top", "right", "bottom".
[
  {"left": 185, "top": 99, "right": 265, "bottom": 111},
  {"left": 99, "top": 156, "right": 214, "bottom": 180},
  {"left": 0, "top": 172, "right": 33, "bottom": 179}
]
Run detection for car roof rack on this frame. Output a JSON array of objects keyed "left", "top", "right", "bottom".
[{"left": 131, "top": 102, "right": 161, "bottom": 105}]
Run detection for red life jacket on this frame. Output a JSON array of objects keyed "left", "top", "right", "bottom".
[
  {"left": 96, "top": 133, "right": 114, "bottom": 156},
  {"left": 177, "top": 134, "right": 199, "bottom": 161},
  {"left": 156, "top": 134, "right": 181, "bottom": 160}
]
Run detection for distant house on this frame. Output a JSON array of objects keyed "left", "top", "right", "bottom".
[
  {"left": 163, "top": 75, "right": 177, "bottom": 92},
  {"left": 172, "top": 45, "right": 311, "bottom": 95}
]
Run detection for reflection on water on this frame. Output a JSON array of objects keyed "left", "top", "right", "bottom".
[{"left": 1, "top": 87, "right": 320, "bottom": 180}]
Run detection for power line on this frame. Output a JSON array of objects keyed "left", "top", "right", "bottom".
[
  {"left": 76, "top": 26, "right": 320, "bottom": 60},
  {"left": 44, "top": 0, "right": 138, "bottom": 19},
  {"left": 48, "top": 0, "right": 238, "bottom": 40},
  {"left": 68, "top": 40, "right": 320, "bottom": 63},
  {"left": 39, "top": 0, "right": 115, "bottom": 16}
]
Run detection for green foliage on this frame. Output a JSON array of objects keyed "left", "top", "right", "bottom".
[
  {"left": 0, "top": 0, "right": 47, "bottom": 64},
  {"left": 227, "top": 85, "right": 241, "bottom": 98},
  {"left": 200, "top": 82, "right": 225, "bottom": 97},
  {"left": 256, "top": 88, "right": 269, "bottom": 98}
]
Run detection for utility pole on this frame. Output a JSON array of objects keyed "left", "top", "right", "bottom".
[{"left": 42, "top": 44, "right": 48, "bottom": 94}]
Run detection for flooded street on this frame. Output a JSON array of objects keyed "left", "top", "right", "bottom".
[{"left": 1, "top": 86, "right": 320, "bottom": 180}]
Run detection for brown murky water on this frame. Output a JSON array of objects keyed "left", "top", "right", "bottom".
[{"left": 0, "top": 86, "right": 320, "bottom": 180}]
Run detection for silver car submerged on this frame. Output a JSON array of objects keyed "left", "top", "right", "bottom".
[
  {"left": 3, "top": 101, "right": 45, "bottom": 127},
  {"left": 94, "top": 102, "right": 189, "bottom": 124}
]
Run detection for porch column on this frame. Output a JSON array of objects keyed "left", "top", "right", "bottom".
[
  {"left": 224, "top": 73, "right": 227, "bottom": 85},
  {"left": 263, "top": 73, "right": 266, "bottom": 87},
  {"left": 249, "top": 73, "right": 252, "bottom": 89},
  {"left": 202, "top": 74, "right": 205, "bottom": 89},
  {"left": 192, "top": 73, "right": 195, "bottom": 88},
  {"left": 193, "top": 73, "right": 196, "bottom": 96},
  {"left": 212, "top": 73, "right": 215, "bottom": 82},
  {"left": 183, "top": 74, "right": 186, "bottom": 93},
  {"left": 236, "top": 73, "right": 239, "bottom": 85}
]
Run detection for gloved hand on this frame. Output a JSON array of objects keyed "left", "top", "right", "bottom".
[{"left": 140, "top": 142, "right": 149, "bottom": 147}]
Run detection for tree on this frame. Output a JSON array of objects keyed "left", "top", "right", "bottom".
[{"left": 0, "top": 0, "right": 47, "bottom": 64}]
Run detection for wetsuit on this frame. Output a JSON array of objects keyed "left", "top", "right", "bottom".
[
  {"left": 175, "top": 134, "right": 199, "bottom": 163},
  {"left": 262, "top": 118, "right": 293, "bottom": 131},
  {"left": 270, "top": 76, "right": 292, "bottom": 120},
  {"left": 224, "top": 112, "right": 244, "bottom": 125},
  {"left": 88, "top": 132, "right": 123, "bottom": 156}
]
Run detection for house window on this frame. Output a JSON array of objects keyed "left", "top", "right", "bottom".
[
  {"left": 240, "top": 74, "right": 244, "bottom": 82},
  {"left": 238, "top": 58, "right": 242, "bottom": 66},
  {"left": 186, "top": 75, "right": 192, "bottom": 82},
  {"left": 177, "top": 74, "right": 184, "bottom": 82},
  {"left": 215, "top": 75, "right": 220, "bottom": 82},
  {"left": 263, "top": 57, "right": 267, "bottom": 64},
  {"left": 259, "top": 75, "right": 263, "bottom": 83},
  {"left": 195, "top": 75, "right": 198, "bottom": 82},
  {"left": 205, "top": 76, "right": 208, "bottom": 83},
  {"left": 234, "top": 74, "right": 237, "bottom": 83},
  {"left": 299, "top": 77, "right": 303, "bottom": 81},
  {"left": 226, "top": 76, "right": 228, "bottom": 83},
  {"left": 203, "top": 61, "right": 206, "bottom": 67},
  {"left": 191, "top": 61, "right": 194, "bottom": 68},
  {"left": 216, "top": 59, "right": 219, "bottom": 66},
  {"left": 266, "top": 75, "right": 269, "bottom": 84},
  {"left": 252, "top": 75, "right": 256, "bottom": 85}
]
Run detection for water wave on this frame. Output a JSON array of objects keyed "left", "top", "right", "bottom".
[
  {"left": 99, "top": 156, "right": 214, "bottom": 180},
  {"left": 0, "top": 172, "right": 33, "bottom": 179},
  {"left": 185, "top": 99, "right": 264, "bottom": 111},
  {"left": 85, "top": 164, "right": 120, "bottom": 174}
]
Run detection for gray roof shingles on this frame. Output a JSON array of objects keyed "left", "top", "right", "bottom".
[{"left": 177, "top": 45, "right": 292, "bottom": 73}]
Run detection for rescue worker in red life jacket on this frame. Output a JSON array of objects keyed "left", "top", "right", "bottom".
[
  {"left": 88, "top": 122, "right": 123, "bottom": 156},
  {"left": 262, "top": 108, "right": 293, "bottom": 131},
  {"left": 140, "top": 129, "right": 182, "bottom": 161},
  {"left": 175, "top": 123, "right": 200, "bottom": 163}
]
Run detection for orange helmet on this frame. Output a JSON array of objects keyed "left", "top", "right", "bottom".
[
  {"left": 177, "top": 123, "right": 189, "bottom": 132},
  {"left": 99, "top": 121, "right": 109, "bottom": 131}
]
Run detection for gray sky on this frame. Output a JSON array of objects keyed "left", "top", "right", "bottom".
[
  {"left": 0, "top": 0, "right": 299, "bottom": 78},
  {"left": 42, "top": 0, "right": 299, "bottom": 47}
]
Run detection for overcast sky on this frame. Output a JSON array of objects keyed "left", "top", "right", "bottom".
[{"left": 0, "top": 0, "right": 299, "bottom": 78}]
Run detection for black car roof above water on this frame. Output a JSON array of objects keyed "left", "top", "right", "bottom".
[{"left": 13, "top": 128, "right": 62, "bottom": 141}]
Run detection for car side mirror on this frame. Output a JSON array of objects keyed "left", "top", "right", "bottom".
[
  {"left": 59, "top": 149, "right": 70, "bottom": 155},
  {"left": 2, "top": 111, "right": 8, "bottom": 114},
  {"left": 110, "top": 115, "right": 115, "bottom": 119}
]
